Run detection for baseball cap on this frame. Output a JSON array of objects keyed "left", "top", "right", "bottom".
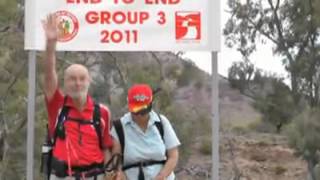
[{"left": 127, "top": 84, "right": 153, "bottom": 113}]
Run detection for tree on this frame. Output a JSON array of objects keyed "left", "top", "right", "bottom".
[
  {"left": 252, "top": 77, "right": 295, "bottom": 132},
  {"left": 225, "top": 2, "right": 320, "bottom": 177},
  {"left": 228, "top": 59, "right": 256, "bottom": 94},
  {"left": 286, "top": 108, "right": 320, "bottom": 180},
  {"left": 227, "top": 62, "right": 296, "bottom": 132},
  {"left": 224, "top": 0, "right": 320, "bottom": 105}
]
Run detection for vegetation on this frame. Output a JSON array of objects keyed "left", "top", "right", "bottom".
[
  {"left": 199, "top": 137, "right": 212, "bottom": 155},
  {"left": 286, "top": 108, "right": 320, "bottom": 180},
  {"left": 225, "top": 0, "right": 320, "bottom": 178},
  {"left": 225, "top": 0, "right": 320, "bottom": 105}
]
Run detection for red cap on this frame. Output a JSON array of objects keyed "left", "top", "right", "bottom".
[{"left": 127, "top": 84, "right": 153, "bottom": 113}]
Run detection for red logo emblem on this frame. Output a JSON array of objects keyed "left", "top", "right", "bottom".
[
  {"left": 54, "top": 11, "right": 79, "bottom": 42},
  {"left": 175, "top": 11, "right": 201, "bottom": 41}
]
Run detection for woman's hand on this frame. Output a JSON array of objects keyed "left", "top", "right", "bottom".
[
  {"left": 154, "top": 173, "right": 166, "bottom": 180},
  {"left": 115, "top": 170, "right": 126, "bottom": 180}
]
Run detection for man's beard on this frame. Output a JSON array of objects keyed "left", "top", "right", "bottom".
[{"left": 66, "top": 84, "right": 89, "bottom": 104}]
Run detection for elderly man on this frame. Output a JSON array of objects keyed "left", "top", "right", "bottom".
[{"left": 42, "top": 14, "right": 118, "bottom": 180}]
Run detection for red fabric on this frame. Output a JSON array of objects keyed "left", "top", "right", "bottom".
[
  {"left": 127, "top": 84, "right": 153, "bottom": 113},
  {"left": 45, "top": 89, "right": 113, "bottom": 166}
]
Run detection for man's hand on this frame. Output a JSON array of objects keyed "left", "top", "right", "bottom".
[{"left": 42, "top": 14, "right": 58, "bottom": 42}]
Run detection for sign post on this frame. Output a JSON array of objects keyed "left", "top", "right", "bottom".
[
  {"left": 211, "top": 51, "right": 219, "bottom": 180},
  {"left": 25, "top": 0, "right": 220, "bottom": 179},
  {"left": 26, "top": 51, "right": 36, "bottom": 180}
]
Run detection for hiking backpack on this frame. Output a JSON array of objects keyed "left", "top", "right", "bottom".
[
  {"left": 53, "top": 100, "right": 103, "bottom": 149},
  {"left": 41, "top": 97, "right": 104, "bottom": 179}
]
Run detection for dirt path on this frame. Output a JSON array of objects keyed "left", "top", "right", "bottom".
[{"left": 176, "top": 133, "right": 307, "bottom": 180}]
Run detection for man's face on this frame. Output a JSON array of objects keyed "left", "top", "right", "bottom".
[{"left": 64, "top": 64, "right": 90, "bottom": 101}]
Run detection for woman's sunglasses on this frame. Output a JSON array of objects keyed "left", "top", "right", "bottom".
[{"left": 131, "top": 104, "right": 152, "bottom": 116}]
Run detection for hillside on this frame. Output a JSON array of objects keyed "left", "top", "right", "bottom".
[
  {"left": 173, "top": 74, "right": 307, "bottom": 180},
  {"left": 93, "top": 52, "right": 308, "bottom": 180}
]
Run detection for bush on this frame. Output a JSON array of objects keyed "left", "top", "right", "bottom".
[
  {"left": 250, "top": 152, "right": 267, "bottom": 162},
  {"left": 252, "top": 78, "right": 295, "bottom": 133},
  {"left": 199, "top": 137, "right": 212, "bottom": 155},
  {"left": 231, "top": 125, "right": 249, "bottom": 135},
  {"left": 165, "top": 105, "right": 195, "bottom": 165},
  {"left": 285, "top": 107, "right": 320, "bottom": 179},
  {"left": 248, "top": 120, "right": 276, "bottom": 133},
  {"left": 274, "top": 165, "right": 287, "bottom": 175},
  {"left": 285, "top": 107, "right": 320, "bottom": 159}
]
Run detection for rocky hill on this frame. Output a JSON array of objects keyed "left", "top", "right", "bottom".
[{"left": 173, "top": 73, "right": 307, "bottom": 180}]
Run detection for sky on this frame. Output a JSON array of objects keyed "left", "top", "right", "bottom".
[{"left": 183, "top": 1, "right": 288, "bottom": 79}]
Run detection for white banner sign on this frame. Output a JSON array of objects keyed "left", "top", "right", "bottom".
[{"left": 25, "top": 0, "right": 220, "bottom": 51}]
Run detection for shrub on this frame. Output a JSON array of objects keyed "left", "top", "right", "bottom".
[
  {"left": 199, "top": 137, "right": 212, "bottom": 155},
  {"left": 274, "top": 165, "right": 287, "bottom": 175}
]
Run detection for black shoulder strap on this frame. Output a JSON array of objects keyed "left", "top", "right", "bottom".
[
  {"left": 93, "top": 103, "right": 103, "bottom": 150},
  {"left": 113, "top": 119, "right": 125, "bottom": 155},
  {"left": 155, "top": 113, "right": 164, "bottom": 142},
  {"left": 53, "top": 97, "right": 69, "bottom": 146}
]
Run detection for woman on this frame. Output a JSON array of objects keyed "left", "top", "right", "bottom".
[{"left": 111, "top": 84, "right": 181, "bottom": 180}]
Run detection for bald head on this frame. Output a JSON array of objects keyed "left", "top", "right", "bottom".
[{"left": 64, "top": 64, "right": 90, "bottom": 80}]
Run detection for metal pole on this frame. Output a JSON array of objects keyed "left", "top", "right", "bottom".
[
  {"left": 27, "top": 51, "right": 36, "bottom": 180},
  {"left": 211, "top": 51, "right": 219, "bottom": 180}
]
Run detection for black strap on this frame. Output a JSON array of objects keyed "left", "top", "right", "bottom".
[
  {"left": 123, "top": 159, "right": 166, "bottom": 179},
  {"left": 51, "top": 156, "right": 105, "bottom": 178},
  {"left": 68, "top": 117, "right": 92, "bottom": 124},
  {"left": 72, "top": 162, "right": 104, "bottom": 172},
  {"left": 53, "top": 97, "right": 69, "bottom": 146},
  {"left": 155, "top": 114, "right": 164, "bottom": 142},
  {"left": 93, "top": 103, "right": 103, "bottom": 150},
  {"left": 53, "top": 168, "right": 104, "bottom": 178},
  {"left": 138, "top": 165, "right": 144, "bottom": 180},
  {"left": 122, "top": 160, "right": 166, "bottom": 170},
  {"left": 113, "top": 119, "right": 125, "bottom": 156}
]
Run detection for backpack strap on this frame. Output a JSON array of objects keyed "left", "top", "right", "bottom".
[
  {"left": 93, "top": 103, "right": 103, "bottom": 150},
  {"left": 53, "top": 97, "right": 69, "bottom": 146},
  {"left": 53, "top": 98, "right": 104, "bottom": 150},
  {"left": 155, "top": 113, "right": 164, "bottom": 142},
  {"left": 113, "top": 119, "right": 125, "bottom": 156}
]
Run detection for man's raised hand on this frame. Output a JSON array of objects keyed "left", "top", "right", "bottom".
[{"left": 42, "top": 14, "right": 58, "bottom": 42}]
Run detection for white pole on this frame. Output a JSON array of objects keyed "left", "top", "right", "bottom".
[
  {"left": 211, "top": 51, "right": 219, "bottom": 180},
  {"left": 27, "top": 51, "right": 36, "bottom": 180}
]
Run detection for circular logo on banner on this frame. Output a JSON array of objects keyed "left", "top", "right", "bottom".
[{"left": 54, "top": 11, "right": 79, "bottom": 42}]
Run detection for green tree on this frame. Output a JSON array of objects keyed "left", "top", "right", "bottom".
[
  {"left": 225, "top": 1, "right": 320, "bottom": 178},
  {"left": 228, "top": 59, "right": 256, "bottom": 94},
  {"left": 286, "top": 108, "right": 320, "bottom": 180},
  {"left": 224, "top": 0, "right": 320, "bottom": 105},
  {"left": 253, "top": 77, "right": 295, "bottom": 132}
]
